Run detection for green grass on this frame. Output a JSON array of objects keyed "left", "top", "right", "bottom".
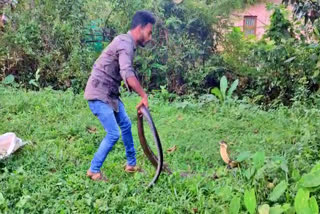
[{"left": 0, "top": 86, "right": 319, "bottom": 213}]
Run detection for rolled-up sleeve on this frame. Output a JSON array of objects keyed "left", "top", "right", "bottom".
[{"left": 118, "top": 41, "right": 136, "bottom": 91}]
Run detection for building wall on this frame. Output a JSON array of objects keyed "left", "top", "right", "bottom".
[{"left": 230, "top": 0, "right": 283, "bottom": 39}]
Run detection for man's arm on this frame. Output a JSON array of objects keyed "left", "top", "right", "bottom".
[
  {"left": 117, "top": 40, "right": 148, "bottom": 111},
  {"left": 127, "top": 76, "right": 148, "bottom": 110}
]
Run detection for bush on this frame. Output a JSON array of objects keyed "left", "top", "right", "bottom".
[
  {"left": 0, "top": 0, "right": 95, "bottom": 92},
  {"left": 222, "top": 6, "right": 320, "bottom": 106}
]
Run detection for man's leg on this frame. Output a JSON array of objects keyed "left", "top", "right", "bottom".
[
  {"left": 88, "top": 100, "right": 120, "bottom": 173},
  {"left": 115, "top": 100, "right": 136, "bottom": 167}
]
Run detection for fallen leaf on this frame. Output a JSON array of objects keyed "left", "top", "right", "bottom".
[
  {"left": 167, "top": 145, "right": 177, "bottom": 153},
  {"left": 50, "top": 168, "right": 57, "bottom": 173},
  {"left": 86, "top": 126, "right": 97, "bottom": 134}
]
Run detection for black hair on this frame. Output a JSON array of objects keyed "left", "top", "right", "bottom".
[{"left": 130, "top": 10, "right": 156, "bottom": 29}]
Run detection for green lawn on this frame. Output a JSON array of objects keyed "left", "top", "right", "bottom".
[{"left": 0, "top": 86, "right": 319, "bottom": 213}]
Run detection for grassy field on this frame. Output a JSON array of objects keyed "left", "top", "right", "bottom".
[{"left": 0, "top": 86, "right": 320, "bottom": 213}]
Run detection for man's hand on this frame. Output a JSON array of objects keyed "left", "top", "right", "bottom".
[
  {"left": 126, "top": 76, "right": 149, "bottom": 116},
  {"left": 136, "top": 95, "right": 148, "bottom": 116}
]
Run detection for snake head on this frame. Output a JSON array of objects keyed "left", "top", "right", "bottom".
[{"left": 219, "top": 141, "right": 228, "bottom": 148}]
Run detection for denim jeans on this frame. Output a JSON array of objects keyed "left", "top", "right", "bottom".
[{"left": 88, "top": 100, "right": 136, "bottom": 173}]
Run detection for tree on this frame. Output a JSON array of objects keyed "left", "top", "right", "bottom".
[
  {"left": 282, "top": 0, "right": 320, "bottom": 24},
  {"left": 265, "top": 7, "right": 293, "bottom": 44}
]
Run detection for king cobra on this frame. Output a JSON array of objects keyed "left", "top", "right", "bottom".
[{"left": 137, "top": 106, "right": 172, "bottom": 188}]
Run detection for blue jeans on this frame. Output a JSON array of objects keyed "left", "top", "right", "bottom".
[{"left": 88, "top": 100, "right": 136, "bottom": 173}]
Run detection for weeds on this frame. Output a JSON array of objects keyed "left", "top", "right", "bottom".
[{"left": 0, "top": 86, "right": 319, "bottom": 213}]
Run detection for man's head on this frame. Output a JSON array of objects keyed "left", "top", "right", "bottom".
[{"left": 130, "top": 10, "right": 156, "bottom": 47}]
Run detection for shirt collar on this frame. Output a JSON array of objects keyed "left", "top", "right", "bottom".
[{"left": 127, "top": 31, "right": 137, "bottom": 51}]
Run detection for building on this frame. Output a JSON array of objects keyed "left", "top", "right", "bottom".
[{"left": 230, "top": 0, "right": 291, "bottom": 39}]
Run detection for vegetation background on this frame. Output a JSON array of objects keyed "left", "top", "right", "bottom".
[{"left": 1, "top": 0, "right": 320, "bottom": 213}]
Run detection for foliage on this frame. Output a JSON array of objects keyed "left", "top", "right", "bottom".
[
  {"left": 133, "top": 0, "right": 223, "bottom": 94},
  {"left": 244, "top": 188, "right": 257, "bottom": 214},
  {"left": 1, "top": 86, "right": 320, "bottom": 212},
  {"left": 1, "top": 0, "right": 320, "bottom": 106},
  {"left": 294, "top": 188, "right": 319, "bottom": 214},
  {"left": 229, "top": 196, "right": 241, "bottom": 214},
  {"left": 282, "top": 0, "right": 320, "bottom": 25},
  {"left": 0, "top": 0, "right": 220, "bottom": 94},
  {"left": 222, "top": 5, "right": 320, "bottom": 107},
  {"left": 265, "top": 6, "right": 293, "bottom": 44},
  {"left": 268, "top": 180, "right": 288, "bottom": 202},
  {"left": 0, "top": 0, "right": 95, "bottom": 92},
  {"left": 211, "top": 75, "right": 239, "bottom": 103},
  {"left": 221, "top": 27, "right": 257, "bottom": 76},
  {"left": 0, "top": 0, "right": 261, "bottom": 96}
]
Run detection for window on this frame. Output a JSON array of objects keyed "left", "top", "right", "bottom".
[{"left": 243, "top": 16, "right": 257, "bottom": 36}]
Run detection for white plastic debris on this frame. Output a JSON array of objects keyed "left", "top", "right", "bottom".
[
  {"left": 0, "top": 132, "right": 26, "bottom": 159},
  {"left": 173, "top": 0, "right": 183, "bottom": 4}
]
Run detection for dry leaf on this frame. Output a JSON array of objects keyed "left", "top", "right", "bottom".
[
  {"left": 86, "top": 126, "right": 97, "bottom": 134},
  {"left": 167, "top": 145, "right": 177, "bottom": 153}
]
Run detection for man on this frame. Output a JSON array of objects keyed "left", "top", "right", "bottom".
[{"left": 84, "top": 10, "right": 155, "bottom": 181}]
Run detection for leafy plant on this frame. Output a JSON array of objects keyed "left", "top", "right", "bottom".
[
  {"left": 258, "top": 204, "right": 270, "bottom": 214},
  {"left": 268, "top": 180, "right": 288, "bottom": 202},
  {"left": 211, "top": 75, "right": 239, "bottom": 103},
  {"left": 28, "top": 69, "right": 41, "bottom": 88},
  {"left": 265, "top": 7, "right": 293, "bottom": 44},
  {"left": 294, "top": 189, "right": 319, "bottom": 214},
  {"left": 244, "top": 188, "right": 257, "bottom": 214},
  {"left": 269, "top": 204, "right": 291, "bottom": 214},
  {"left": 229, "top": 196, "right": 241, "bottom": 214},
  {"left": 2, "top": 75, "right": 15, "bottom": 85},
  {"left": 0, "top": 0, "right": 94, "bottom": 91},
  {"left": 252, "top": 151, "right": 265, "bottom": 170},
  {"left": 293, "top": 163, "right": 320, "bottom": 214},
  {"left": 298, "top": 163, "right": 320, "bottom": 188}
]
